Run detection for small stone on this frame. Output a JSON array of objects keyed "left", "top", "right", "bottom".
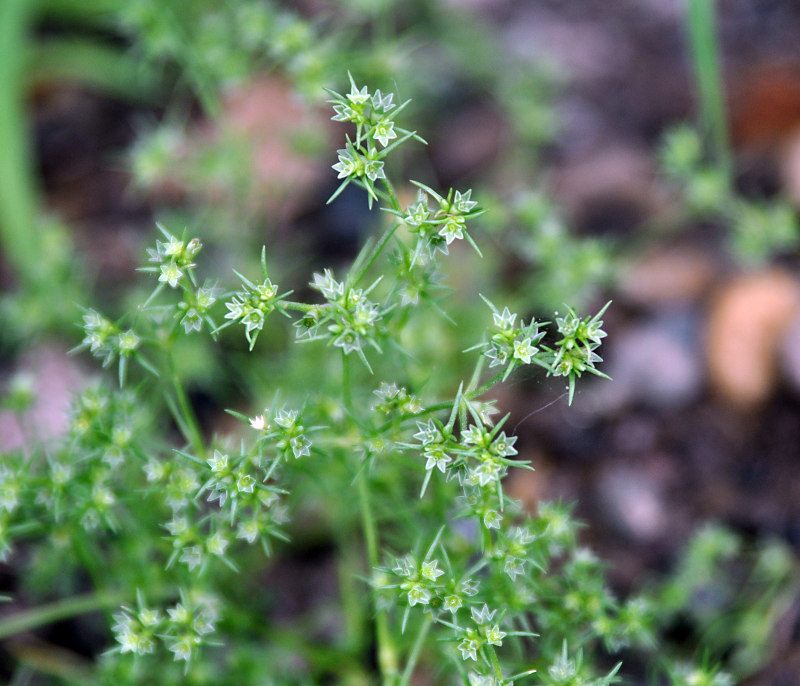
[
  {"left": 597, "top": 465, "right": 667, "bottom": 542},
  {"left": 619, "top": 246, "right": 718, "bottom": 306},
  {"left": 780, "top": 126, "right": 800, "bottom": 208},
  {"left": 0, "top": 344, "right": 85, "bottom": 451},
  {"left": 707, "top": 270, "right": 800, "bottom": 409},
  {"left": 779, "top": 310, "right": 800, "bottom": 396},
  {"left": 581, "top": 313, "right": 702, "bottom": 414}
]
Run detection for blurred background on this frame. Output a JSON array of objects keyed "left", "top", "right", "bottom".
[{"left": 3, "top": 0, "right": 800, "bottom": 682}]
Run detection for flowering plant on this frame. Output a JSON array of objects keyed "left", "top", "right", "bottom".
[{"left": 0, "top": 76, "right": 780, "bottom": 686}]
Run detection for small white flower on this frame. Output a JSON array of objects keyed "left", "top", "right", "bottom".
[
  {"left": 420, "top": 559, "right": 444, "bottom": 581},
  {"left": 159, "top": 262, "right": 183, "bottom": 288},
  {"left": 512, "top": 337, "right": 537, "bottom": 364},
  {"left": 371, "top": 89, "right": 395, "bottom": 112},
  {"left": 483, "top": 510, "right": 502, "bottom": 530},
  {"left": 179, "top": 546, "right": 203, "bottom": 570},
  {"left": 332, "top": 149, "right": 360, "bottom": 179},
  {"left": 207, "top": 450, "right": 229, "bottom": 473},
  {"left": 470, "top": 604, "right": 496, "bottom": 626},
  {"left": 485, "top": 625, "right": 506, "bottom": 646},
  {"left": 249, "top": 414, "right": 267, "bottom": 431},
  {"left": 290, "top": 435, "right": 311, "bottom": 459},
  {"left": 274, "top": 408, "right": 299, "bottom": 429},
  {"left": 167, "top": 636, "right": 198, "bottom": 662},
  {"left": 424, "top": 447, "right": 451, "bottom": 473},
  {"left": 236, "top": 519, "right": 260, "bottom": 544},
  {"left": 444, "top": 594, "right": 463, "bottom": 613},
  {"left": 206, "top": 531, "right": 229, "bottom": 556},
  {"left": 117, "top": 330, "right": 140, "bottom": 354},
  {"left": 392, "top": 554, "right": 415, "bottom": 577},
  {"left": 406, "top": 584, "right": 431, "bottom": 607},
  {"left": 453, "top": 189, "right": 478, "bottom": 213},
  {"left": 492, "top": 307, "right": 516, "bottom": 330},
  {"left": 373, "top": 120, "right": 397, "bottom": 147},
  {"left": 457, "top": 636, "right": 480, "bottom": 661},
  {"left": 347, "top": 83, "right": 370, "bottom": 105},
  {"left": 236, "top": 473, "right": 256, "bottom": 493},
  {"left": 503, "top": 556, "right": 525, "bottom": 580},
  {"left": 364, "top": 158, "right": 385, "bottom": 182},
  {"left": 439, "top": 216, "right": 465, "bottom": 245}
]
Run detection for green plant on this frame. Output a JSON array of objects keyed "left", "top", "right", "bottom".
[
  {"left": 659, "top": 0, "right": 800, "bottom": 264},
  {"left": 1, "top": 75, "right": 792, "bottom": 686}
]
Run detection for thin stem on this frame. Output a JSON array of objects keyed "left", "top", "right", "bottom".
[
  {"left": 486, "top": 645, "right": 505, "bottom": 682},
  {"left": 399, "top": 615, "right": 432, "bottom": 686},
  {"left": 466, "top": 372, "right": 506, "bottom": 402},
  {"left": 28, "top": 38, "right": 160, "bottom": 103},
  {"left": 375, "top": 372, "right": 506, "bottom": 436},
  {"left": 0, "top": 0, "right": 46, "bottom": 291},
  {"left": 165, "top": 349, "right": 206, "bottom": 459},
  {"left": 382, "top": 177, "right": 402, "bottom": 213},
  {"left": 686, "top": 0, "right": 732, "bottom": 180},
  {"left": 352, "top": 222, "right": 400, "bottom": 287},
  {"left": 0, "top": 590, "right": 126, "bottom": 640},
  {"left": 341, "top": 350, "right": 353, "bottom": 415},
  {"left": 357, "top": 469, "right": 399, "bottom": 685}
]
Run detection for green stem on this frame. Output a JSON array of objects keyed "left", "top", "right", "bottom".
[
  {"left": 399, "top": 615, "right": 432, "bottom": 686},
  {"left": 0, "top": 590, "right": 126, "bottom": 640},
  {"left": 357, "top": 469, "right": 398, "bottom": 685},
  {"left": 341, "top": 350, "right": 353, "bottom": 415},
  {"left": 486, "top": 645, "right": 504, "bottom": 682},
  {"left": 0, "top": 0, "right": 45, "bottom": 291},
  {"left": 686, "top": 0, "right": 732, "bottom": 179},
  {"left": 375, "top": 372, "right": 506, "bottom": 436},
  {"left": 466, "top": 372, "right": 505, "bottom": 401},
  {"left": 352, "top": 222, "right": 400, "bottom": 287},
  {"left": 165, "top": 349, "right": 206, "bottom": 459},
  {"left": 28, "top": 38, "right": 161, "bottom": 103},
  {"left": 382, "top": 177, "right": 402, "bottom": 213}
]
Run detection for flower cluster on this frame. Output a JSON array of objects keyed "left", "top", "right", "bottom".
[
  {"left": 176, "top": 281, "right": 220, "bottom": 334},
  {"left": 249, "top": 405, "right": 313, "bottom": 461},
  {"left": 160, "top": 447, "right": 289, "bottom": 571},
  {"left": 393, "top": 184, "right": 485, "bottom": 262},
  {"left": 454, "top": 604, "right": 508, "bottom": 662},
  {"left": 79, "top": 309, "right": 140, "bottom": 374},
  {"left": 372, "top": 382, "right": 423, "bottom": 416},
  {"left": 220, "top": 249, "right": 292, "bottom": 349},
  {"left": 326, "top": 74, "right": 420, "bottom": 206},
  {"left": 0, "top": 455, "right": 26, "bottom": 562},
  {"left": 34, "top": 384, "right": 148, "bottom": 534},
  {"left": 542, "top": 641, "right": 620, "bottom": 686},
  {"left": 412, "top": 417, "right": 452, "bottom": 476},
  {"left": 299, "top": 268, "right": 386, "bottom": 368},
  {"left": 144, "top": 227, "right": 203, "bottom": 290},
  {"left": 460, "top": 421, "right": 519, "bottom": 490},
  {"left": 389, "top": 246, "right": 445, "bottom": 307},
  {"left": 138, "top": 226, "right": 222, "bottom": 336},
  {"left": 479, "top": 299, "right": 547, "bottom": 381},
  {"left": 550, "top": 302, "right": 610, "bottom": 404},
  {"left": 494, "top": 526, "right": 537, "bottom": 581},
  {"left": 112, "top": 589, "right": 220, "bottom": 664},
  {"left": 144, "top": 459, "right": 200, "bottom": 512},
  {"left": 392, "top": 553, "right": 447, "bottom": 608}
]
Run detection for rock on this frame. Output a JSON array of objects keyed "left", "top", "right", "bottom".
[
  {"left": 780, "top": 126, "right": 800, "bottom": 208},
  {"left": 779, "top": 309, "right": 800, "bottom": 397},
  {"left": 140, "top": 75, "right": 331, "bottom": 220},
  {"left": 618, "top": 246, "right": 718, "bottom": 306},
  {"left": 596, "top": 463, "right": 667, "bottom": 543},
  {"left": 581, "top": 312, "right": 703, "bottom": 414},
  {"left": 551, "top": 146, "right": 671, "bottom": 238},
  {"left": 0, "top": 344, "right": 85, "bottom": 452},
  {"left": 707, "top": 270, "right": 800, "bottom": 409}
]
